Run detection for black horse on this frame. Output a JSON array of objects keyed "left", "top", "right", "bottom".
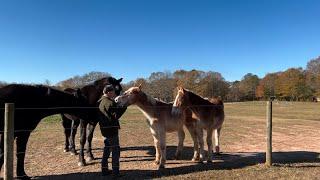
[
  {"left": 0, "top": 84, "right": 95, "bottom": 179},
  {"left": 61, "top": 77, "right": 124, "bottom": 166}
]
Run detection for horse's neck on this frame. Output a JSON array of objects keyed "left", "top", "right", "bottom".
[
  {"left": 135, "top": 93, "right": 159, "bottom": 118},
  {"left": 188, "top": 92, "right": 210, "bottom": 117},
  {"left": 82, "top": 86, "right": 101, "bottom": 105}
]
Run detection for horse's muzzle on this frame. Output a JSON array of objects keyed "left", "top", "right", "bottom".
[
  {"left": 114, "top": 96, "right": 119, "bottom": 103},
  {"left": 114, "top": 96, "right": 127, "bottom": 107}
]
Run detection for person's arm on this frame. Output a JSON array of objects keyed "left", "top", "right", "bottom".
[
  {"left": 99, "top": 99, "right": 114, "bottom": 120},
  {"left": 109, "top": 103, "right": 127, "bottom": 120}
]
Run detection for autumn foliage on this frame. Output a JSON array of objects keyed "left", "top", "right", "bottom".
[{"left": 2, "top": 57, "right": 320, "bottom": 102}]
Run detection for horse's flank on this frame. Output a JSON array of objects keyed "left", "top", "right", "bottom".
[{"left": 186, "top": 90, "right": 224, "bottom": 129}]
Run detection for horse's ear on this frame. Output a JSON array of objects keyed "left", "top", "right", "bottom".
[
  {"left": 138, "top": 83, "right": 142, "bottom": 90},
  {"left": 181, "top": 87, "right": 185, "bottom": 94},
  {"left": 178, "top": 86, "right": 184, "bottom": 92},
  {"left": 73, "top": 88, "right": 82, "bottom": 98},
  {"left": 46, "top": 87, "right": 51, "bottom": 96},
  {"left": 117, "top": 78, "right": 123, "bottom": 83}
]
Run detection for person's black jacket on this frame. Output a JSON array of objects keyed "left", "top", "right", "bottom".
[{"left": 98, "top": 95, "right": 127, "bottom": 137}]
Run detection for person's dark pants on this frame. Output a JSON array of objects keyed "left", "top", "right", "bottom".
[{"left": 101, "top": 134, "right": 120, "bottom": 174}]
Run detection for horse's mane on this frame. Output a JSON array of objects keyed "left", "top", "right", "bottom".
[
  {"left": 130, "top": 87, "right": 171, "bottom": 106},
  {"left": 0, "top": 84, "right": 77, "bottom": 103},
  {"left": 185, "top": 89, "right": 216, "bottom": 105},
  {"left": 183, "top": 89, "right": 224, "bottom": 110},
  {"left": 84, "top": 77, "right": 109, "bottom": 87},
  {"left": 185, "top": 89, "right": 223, "bottom": 105},
  {"left": 154, "top": 97, "right": 171, "bottom": 105},
  {"left": 2, "top": 84, "right": 67, "bottom": 95},
  {"left": 145, "top": 93, "right": 170, "bottom": 107},
  {"left": 80, "top": 77, "right": 111, "bottom": 93}
]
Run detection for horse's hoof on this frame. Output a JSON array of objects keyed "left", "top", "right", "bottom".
[
  {"left": 16, "top": 175, "right": 31, "bottom": 180},
  {"left": 174, "top": 155, "right": 181, "bottom": 160},
  {"left": 69, "top": 148, "right": 77, "bottom": 155},
  {"left": 78, "top": 161, "right": 86, "bottom": 167},
  {"left": 192, "top": 157, "right": 199, "bottom": 162},
  {"left": 199, "top": 158, "right": 205, "bottom": 163},
  {"left": 86, "top": 156, "right": 94, "bottom": 162},
  {"left": 70, "top": 151, "right": 77, "bottom": 156},
  {"left": 154, "top": 160, "right": 160, "bottom": 165},
  {"left": 158, "top": 164, "right": 165, "bottom": 170},
  {"left": 64, "top": 148, "right": 69, "bottom": 153},
  {"left": 70, "top": 149, "right": 77, "bottom": 155},
  {"left": 215, "top": 146, "right": 220, "bottom": 154}
]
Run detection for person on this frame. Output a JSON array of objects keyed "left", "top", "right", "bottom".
[{"left": 98, "top": 84, "right": 127, "bottom": 177}]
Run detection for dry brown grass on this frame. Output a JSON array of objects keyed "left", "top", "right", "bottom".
[{"left": 2, "top": 101, "right": 320, "bottom": 179}]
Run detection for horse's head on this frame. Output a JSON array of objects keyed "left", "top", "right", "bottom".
[
  {"left": 114, "top": 84, "right": 142, "bottom": 107},
  {"left": 94, "top": 77, "right": 123, "bottom": 96},
  {"left": 172, "top": 87, "right": 190, "bottom": 116},
  {"left": 107, "top": 77, "right": 123, "bottom": 96}
]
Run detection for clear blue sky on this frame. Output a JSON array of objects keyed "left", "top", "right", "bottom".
[{"left": 1, "top": 0, "right": 319, "bottom": 84}]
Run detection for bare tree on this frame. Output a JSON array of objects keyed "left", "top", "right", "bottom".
[{"left": 57, "top": 71, "right": 111, "bottom": 89}]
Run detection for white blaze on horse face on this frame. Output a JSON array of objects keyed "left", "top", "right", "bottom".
[
  {"left": 114, "top": 96, "right": 121, "bottom": 103},
  {"left": 172, "top": 91, "right": 183, "bottom": 116},
  {"left": 173, "top": 92, "right": 181, "bottom": 107},
  {"left": 173, "top": 88, "right": 185, "bottom": 107},
  {"left": 114, "top": 93, "right": 130, "bottom": 106}
]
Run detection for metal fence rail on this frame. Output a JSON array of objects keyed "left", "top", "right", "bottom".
[{"left": 2, "top": 102, "right": 275, "bottom": 179}]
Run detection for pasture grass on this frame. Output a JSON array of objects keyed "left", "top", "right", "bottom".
[{"left": 4, "top": 101, "right": 320, "bottom": 179}]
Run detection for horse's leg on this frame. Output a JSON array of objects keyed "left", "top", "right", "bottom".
[
  {"left": 206, "top": 128, "right": 214, "bottom": 163},
  {"left": 0, "top": 133, "right": 4, "bottom": 172},
  {"left": 16, "top": 132, "right": 31, "bottom": 180},
  {"left": 215, "top": 127, "right": 222, "bottom": 155},
  {"left": 158, "top": 127, "right": 166, "bottom": 169},
  {"left": 175, "top": 128, "right": 185, "bottom": 160},
  {"left": 185, "top": 123, "right": 199, "bottom": 161},
  {"left": 197, "top": 128, "right": 205, "bottom": 162},
  {"left": 69, "top": 119, "right": 80, "bottom": 155},
  {"left": 61, "top": 115, "right": 71, "bottom": 152},
  {"left": 78, "top": 120, "right": 87, "bottom": 166},
  {"left": 85, "top": 122, "right": 96, "bottom": 162},
  {"left": 150, "top": 125, "right": 161, "bottom": 165}
]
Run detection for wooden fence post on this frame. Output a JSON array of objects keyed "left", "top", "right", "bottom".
[
  {"left": 266, "top": 97, "right": 274, "bottom": 167},
  {"left": 4, "top": 103, "right": 14, "bottom": 180}
]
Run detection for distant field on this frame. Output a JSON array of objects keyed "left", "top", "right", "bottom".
[{"left": 3, "top": 101, "right": 320, "bottom": 179}]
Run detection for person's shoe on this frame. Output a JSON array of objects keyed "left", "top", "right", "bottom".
[
  {"left": 112, "top": 172, "right": 123, "bottom": 179},
  {"left": 102, "top": 168, "right": 112, "bottom": 176}
]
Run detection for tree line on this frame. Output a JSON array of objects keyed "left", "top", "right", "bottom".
[
  {"left": 123, "top": 56, "right": 320, "bottom": 102},
  {"left": 1, "top": 57, "right": 320, "bottom": 102}
]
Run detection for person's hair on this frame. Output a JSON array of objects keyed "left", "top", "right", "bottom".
[{"left": 103, "top": 84, "right": 114, "bottom": 94}]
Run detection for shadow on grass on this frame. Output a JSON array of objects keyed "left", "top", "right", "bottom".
[{"left": 34, "top": 146, "right": 320, "bottom": 180}]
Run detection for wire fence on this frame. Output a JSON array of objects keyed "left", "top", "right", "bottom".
[{"left": 2, "top": 101, "right": 320, "bottom": 178}]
